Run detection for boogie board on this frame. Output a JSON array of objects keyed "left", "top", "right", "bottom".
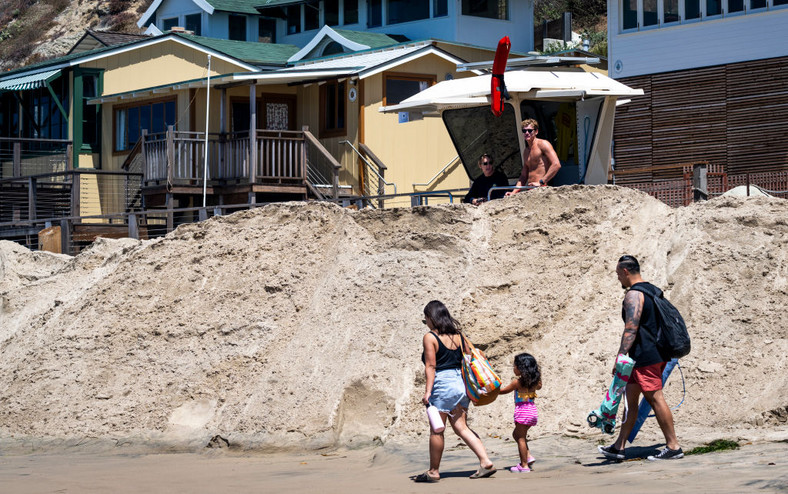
[
  {"left": 587, "top": 354, "right": 635, "bottom": 434},
  {"left": 490, "top": 36, "right": 511, "bottom": 117}
]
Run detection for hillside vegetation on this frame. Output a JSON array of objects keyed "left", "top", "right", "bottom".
[{"left": 0, "top": 0, "right": 606, "bottom": 71}]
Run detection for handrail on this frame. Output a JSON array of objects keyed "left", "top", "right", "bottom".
[
  {"left": 487, "top": 185, "right": 538, "bottom": 201},
  {"left": 0, "top": 137, "right": 72, "bottom": 144},
  {"left": 303, "top": 128, "right": 341, "bottom": 199},
  {"left": 357, "top": 142, "right": 387, "bottom": 171},
  {"left": 0, "top": 169, "right": 143, "bottom": 184},
  {"left": 413, "top": 155, "right": 461, "bottom": 187},
  {"left": 120, "top": 137, "right": 143, "bottom": 171},
  {"left": 341, "top": 140, "right": 397, "bottom": 196}
]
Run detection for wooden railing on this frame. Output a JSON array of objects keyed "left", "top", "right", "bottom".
[
  {"left": 0, "top": 137, "right": 73, "bottom": 179},
  {"left": 139, "top": 127, "right": 311, "bottom": 187},
  {"left": 621, "top": 164, "right": 788, "bottom": 207}
]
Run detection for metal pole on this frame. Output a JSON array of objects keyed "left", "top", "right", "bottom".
[{"left": 203, "top": 54, "right": 211, "bottom": 208}]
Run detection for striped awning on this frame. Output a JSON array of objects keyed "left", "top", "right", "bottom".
[{"left": 0, "top": 69, "right": 62, "bottom": 91}]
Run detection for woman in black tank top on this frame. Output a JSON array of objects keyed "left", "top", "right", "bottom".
[{"left": 416, "top": 300, "right": 496, "bottom": 482}]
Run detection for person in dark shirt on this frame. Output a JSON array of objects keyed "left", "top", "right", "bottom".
[
  {"left": 463, "top": 154, "right": 510, "bottom": 205},
  {"left": 598, "top": 255, "right": 683, "bottom": 462}
]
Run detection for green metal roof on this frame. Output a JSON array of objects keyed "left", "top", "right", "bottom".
[
  {"left": 333, "top": 29, "right": 401, "bottom": 49},
  {"left": 0, "top": 69, "right": 62, "bottom": 91},
  {"left": 178, "top": 34, "right": 299, "bottom": 65},
  {"left": 204, "top": 0, "right": 267, "bottom": 14}
]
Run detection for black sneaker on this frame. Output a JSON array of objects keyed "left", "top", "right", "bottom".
[
  {"left": 598, "top": 444, "right": 625, "bottom": 460},
  {"left": 647, "top": 447, "right": 684, "bottom": 461}
]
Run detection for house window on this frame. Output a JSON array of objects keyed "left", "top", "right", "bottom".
[
  {"left": 185, "top": 13, "right": 201, "bottom": 35},
  {"left": 114, "top": 98, "right": 176, "bottom": 152},
  {"left": 23, "top": 79, "right": 68, "bottom": 140},
  {"left": 462, "top": 0, "right": 509, "bottom": 20},
  {"left": 383, "top": 73, "right": 435, "bottom": 106},
  {"left": 229, "top": 14, "right": 247, "bottom": 41},
  {"left": 728, "top": 0, "right": 744, "bottom": 12},
  {"left": 305, "top": 1, "right": 319, "bottom": 30},
  {"left": 622, "top": 0, "right": 637, "bottom": 29},
  {"left": 706, "top": 0, "right": 722, "bottom": 16},
  {"left": 345, "top": 0, "right": 359, "bottom": 24},
  {"left": 368, "top": 0, "right": 382, "bottom": 27},
  {"left": 320, "top": 81, "right": 346, "bottom": 138},
  {"left": 388, "top": 0, "right": 429, "bottom": 24},
  {"left": 259, "top": 18, "right": 276, "bottom": 43},
  {"left": 325, "top": 0, "right": 339, "bottom": 25},
  {"left": 750, "top": 0, "right": 766, "bottom": 8},
  {"left": 323, "top": 41, "right": 344, "bottom": 56},
  {"left": 434, "top": 0, "right": 449, "bottom": 17},
  {"left": 162, "top": 17, "right": 178, "bottom": 31},
  {"left": 80, "top": 73, "right": 100, "bottom": 150},
  {"left": 287, "top": 6, "right": 301, "bottom": 34},
  {"left": 663, "top": 0, "right": 679, "bottom": 23},
  {"left": 773, "top": 0, "right": 788, "bottom": 5},
  {"left": 643, "top": 0, "right": 658, "bottom": 26},
  {"left": 685, "top": 0, "right": 701, "bottom": 19}
]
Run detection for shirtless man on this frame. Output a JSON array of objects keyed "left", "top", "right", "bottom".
[{"left": 505, "top": 119, "right": 561, "bottom": 195}]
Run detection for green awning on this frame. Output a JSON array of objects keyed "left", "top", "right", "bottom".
[{"left": 0, "top": 69, "right": 62, "bottom": 91}]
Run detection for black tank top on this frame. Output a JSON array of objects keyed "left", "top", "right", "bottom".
[
  {"left": 421, "top": 332, "right": 463, "bottom": 371},
  {"left": 623, "top": 282, "right": 665, "bottom": 368}
]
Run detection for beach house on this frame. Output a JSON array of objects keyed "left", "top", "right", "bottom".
[{"left": 607, "top": 0, "right": 788, "bottom": 187}]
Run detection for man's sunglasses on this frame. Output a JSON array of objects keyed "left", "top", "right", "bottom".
[{"left": 522, "top": 128, "right": 536, "bottom": 134}]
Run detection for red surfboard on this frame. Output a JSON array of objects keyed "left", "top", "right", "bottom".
[{"left": 491, "top": 36, "right": 511, "bottom": 117}]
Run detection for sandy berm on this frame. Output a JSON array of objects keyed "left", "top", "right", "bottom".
[{"left": 0, "top": 186, "right": 786, "bottom": 490}]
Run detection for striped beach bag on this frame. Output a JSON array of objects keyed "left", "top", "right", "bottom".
[{"left": 460, "top": 334, "right": 502, "bottom": 406}]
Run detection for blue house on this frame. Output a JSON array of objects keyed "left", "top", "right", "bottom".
[{"left": 138, "top": 0, "right": 536, "bottom": 54}]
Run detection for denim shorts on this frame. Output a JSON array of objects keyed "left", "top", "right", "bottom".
[{"left": 429, "top": 368, "right": 470, "bottom": 413}]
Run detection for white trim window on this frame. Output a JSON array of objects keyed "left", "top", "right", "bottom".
[{"left": 621, "top": 0, "right": 786, "bottom": 31}]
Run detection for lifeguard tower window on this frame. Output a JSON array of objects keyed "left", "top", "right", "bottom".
[
  {"left": 443, "top": 105, "right": 521, "bottom": 181},
  {"left": 521, "top": 100, "right": 587, "bottom": 186}
]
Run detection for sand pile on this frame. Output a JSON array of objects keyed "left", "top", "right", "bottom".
[{"left": 1, "top": 185, "right": 787, "bottom": 452}]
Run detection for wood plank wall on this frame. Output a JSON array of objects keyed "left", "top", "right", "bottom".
[{"left": 614, "top": 56, "right": 788, "bottom": 184}]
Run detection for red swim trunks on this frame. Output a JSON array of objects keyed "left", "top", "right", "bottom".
[{"left": 631, "top": 362, "right": 667, "bottom": 392}]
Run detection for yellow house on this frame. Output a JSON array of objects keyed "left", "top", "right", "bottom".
[{"left": 84, "top": 28, "right": 499, "bottom": 210}]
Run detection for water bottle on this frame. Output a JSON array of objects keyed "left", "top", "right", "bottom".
[{"left": 426, "top": 405, "right": 445, "bottom": 433}]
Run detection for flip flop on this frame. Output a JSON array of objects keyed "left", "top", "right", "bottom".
[
  {"left": 527, "top": 456, "right": 536, "bottom": 468},
  {"left": 414, "top": 472, "right": 440, "bottom": 483},
  {"left": 469, "top": 465, "right": 496, "bottom": 479}
]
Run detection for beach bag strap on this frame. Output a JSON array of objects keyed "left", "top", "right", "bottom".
[{"left": 460, "top": 331, "right": 475, "bottom": 356}]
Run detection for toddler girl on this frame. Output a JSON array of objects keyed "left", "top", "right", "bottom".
[{"left": 498, "top": 352, "right": 542, "bottom": 473}]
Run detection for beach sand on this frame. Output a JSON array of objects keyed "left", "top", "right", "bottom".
[{"left": 2, "top": 435, "right": 786, "bottom": 493}]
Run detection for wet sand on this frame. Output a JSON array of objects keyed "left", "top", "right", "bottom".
[{"left": 2, "top": 435, "right": 785, "bottom": 493}]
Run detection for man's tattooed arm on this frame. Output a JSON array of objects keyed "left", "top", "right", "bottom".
[{"left": 617, "top": 290, "right": 644, "bottom": 356}]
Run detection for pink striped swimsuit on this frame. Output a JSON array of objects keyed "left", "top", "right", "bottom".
[{"left": 514, "top": 390, "right": 538, "bottom": 426}]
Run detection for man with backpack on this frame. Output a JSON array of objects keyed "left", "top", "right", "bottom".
[{"left": 598, "top": 255, "right": 684, "bottom": 461}]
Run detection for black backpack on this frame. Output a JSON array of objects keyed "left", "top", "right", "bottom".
[{"left": 629, "top": 283, "right": 691, "bottom": 360}]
